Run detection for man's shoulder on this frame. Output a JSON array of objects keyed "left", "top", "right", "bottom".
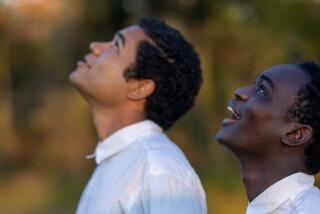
[
  {"left": 133, "top": 133, "right": 199, "bottom": 184},
  {"left": 294, "top": 186, "right": 320, "bottom": 213},
  {"left": 299, "top": 186, "right": 320, "bottom": 201}
]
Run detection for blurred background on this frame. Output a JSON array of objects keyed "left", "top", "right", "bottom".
[{"left": 0, "top": 0, "right": 319, "bottom": 213}]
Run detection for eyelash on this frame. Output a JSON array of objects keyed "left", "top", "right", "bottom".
[
  {"left": 255, "top": 84, "right": 267, "bottom": 97},
  {"left": 112, "top": 40, "right": 119, "bottom": 50}
]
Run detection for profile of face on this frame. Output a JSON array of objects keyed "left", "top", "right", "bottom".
[
  {"left": 69, "top": 25, "right": 151, "bottom": 107},
  {"left": 216, "top": 64, "right": 311, "bottom": 155}
]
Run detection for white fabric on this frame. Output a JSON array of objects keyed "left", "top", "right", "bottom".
[
  {"left": 76, "top": 120, "right": 207, "bottom": 214},
  {"left": 246, "top": 172, "right": 320, "bottom": 214}
]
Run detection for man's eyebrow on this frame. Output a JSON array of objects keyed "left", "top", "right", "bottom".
[
  {"left": 259, "top": 74, "right": 274, "bottom": 89},
  {"left": 116, "top": 32, "right": 126, "bottom": 47}
]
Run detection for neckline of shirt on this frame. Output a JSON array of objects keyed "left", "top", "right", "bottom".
[
  {"left": 246, "top": 172, "right": 315, "bottom": 214},
  {"left": 88, "top": 120, "right": 163, "bottom": 164}
]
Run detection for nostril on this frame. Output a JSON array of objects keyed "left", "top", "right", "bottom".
[
  {"left": 234, "top": 91, "right": 243, "bottom": 100},
  {"left": 235, "top": 93, "right": 248, "bottom": 101},
  {"left": 238, "top": 94, "right": 248, "bottom": 101},
  {"left": 235, "top": 93, "right": 249, "bottom": 101},
  {"left": 90, "top": 42, "right": 107, "bottom": 56},
  {"left": 90, "top": 42, "right": 111, "bottom": 56},
  {"left": 234, "top": 87, "right": 249, "bottom": 101},
  {"left": 91, "top": 47, "right": 101, "bottom": 56}
]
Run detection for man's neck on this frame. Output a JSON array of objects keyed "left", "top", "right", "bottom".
[
  {"left": 239, "top": 155, "right": 306, "bottom": 202},
  {"left": 89, "top": 103, "right": 145, "bottom": 141}
]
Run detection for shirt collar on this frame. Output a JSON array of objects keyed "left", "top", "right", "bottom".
[
  {"left": 88, "top": 120, "right": 162, "bottom": 165},
  {"left": 246, "top": 172, "right": 315, "bottom": 214}
]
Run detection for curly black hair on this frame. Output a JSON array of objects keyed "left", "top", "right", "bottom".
[
  {"left": 123, "top": 17, "right": 203, "bottom": 130},
  {"left": 286, "top": 62, "right": 320, "bottom": 175}
]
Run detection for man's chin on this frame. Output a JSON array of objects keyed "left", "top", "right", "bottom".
[
  {"left": 69, "top": 71, "right": 85, "bottom": 88},
  {"left": 216, "top": 128, "right": 254, "bottom": 159},
  {"left": 216, "top": 128, "right": 241, "bottom": 150},
  {"left": 215, "top": 127, "right": 231, "bottom": 145},
  {"left": 69, "top": 70, "right": 80, "bottom": 84},
  {"left": 69, "top": 73, "right": 89, "bottom": 97}
]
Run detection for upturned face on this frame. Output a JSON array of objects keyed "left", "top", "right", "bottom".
[
  {"left": 69, "top": 25, "right": 149, "bottom": 107},
  {"left": 216, "top": 64, "right": 310, "bottom": 155}
]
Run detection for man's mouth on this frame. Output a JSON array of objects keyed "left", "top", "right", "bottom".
[
  {"left": 227, "top": 106, "right": 241, "bottom": 120},
  {"left": 76, "top": 60, "right": 91, "bottom": 71},
  {"left": 222, "top": 103, "right": 241, "bottom": 126}
]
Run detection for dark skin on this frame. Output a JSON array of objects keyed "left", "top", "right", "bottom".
[{"left": 216, "top": 64, "right": 313, "bottom": 201}]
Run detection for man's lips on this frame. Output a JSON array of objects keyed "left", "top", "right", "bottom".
[
  {"left": 222, "top": 118, "right": 237, "bottom": 126},
  {"left": 227, "top": 105, "right": 241, "bottom": 120},
  {"left": 75, "top": 60, "right": 91, "bottom": 71},
  {"left": 74, "top": 53, "right": 98, "bottom": 73},
  {"left": 222, "top": 102, "right": 241, "bottom": 126}
]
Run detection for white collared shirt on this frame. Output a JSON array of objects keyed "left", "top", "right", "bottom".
[
  {"left": 76, "top": 120, "right": 207, "bottom": 214},
  {"left": 246, "top": 172, "right": 320, "bottom": 214}
]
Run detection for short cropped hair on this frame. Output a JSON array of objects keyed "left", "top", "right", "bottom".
[
  {"left": 287, "top": 62, "right": 320, "bottom": 174},
  {"left": 123, "top": 17, "right": 203, "bottom": 130}
]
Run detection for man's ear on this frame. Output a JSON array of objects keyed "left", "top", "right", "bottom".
[
  {"left": 281, "top": 124, "right": 313, "bottom": 147},
  {"left": 127, "top": 79, "right": 155, "bottom": 100}
]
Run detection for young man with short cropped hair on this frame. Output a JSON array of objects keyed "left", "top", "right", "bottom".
[
  {"left": 70, "top": 17, "right": 206, "bottom": 214},
  {"left": 216, "top": 62, "right": 320, "bottom": 213}
]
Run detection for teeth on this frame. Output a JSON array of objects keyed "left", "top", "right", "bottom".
[
  {"left": 227, "top": 106, "right": 240, "bottom": 120},
  {"left": 227, "top": 106, "right": 235, "bottom": 114}
]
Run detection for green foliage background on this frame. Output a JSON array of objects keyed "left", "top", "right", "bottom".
[{"left": 0, "top": 0, "right": 319, "bottom": 213}]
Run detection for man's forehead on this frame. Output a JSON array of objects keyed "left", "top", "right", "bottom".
[
  {"left": 256, "top": 65, "right": 310, "bottom": 109},
  {"left": 118, "top": 25, "right": 149, "bottom": 42},
  {"left": 261, "top": 64, "right": 310, "bottom": 90}
]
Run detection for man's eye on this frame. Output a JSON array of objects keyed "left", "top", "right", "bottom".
[
  {"left": 256, "top": 85, "right": 267, "bottom": 96},
  {"left": 112, "top": 41, "right": 119, "bottom": 49}
]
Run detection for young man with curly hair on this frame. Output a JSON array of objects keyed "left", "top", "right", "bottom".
[
  {"left": 70, "top": 17, "right": 206, "bottom": 214},
  {"left": 216, "top": 62, "right": 320, "bottom": 213}
]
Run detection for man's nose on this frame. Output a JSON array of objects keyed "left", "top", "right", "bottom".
[
  {"left": 89, "top": 42, "right": 111, "bottom": 55},
  {"left": 234, "top": 86, "right": 251, "bottom": 101}
]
